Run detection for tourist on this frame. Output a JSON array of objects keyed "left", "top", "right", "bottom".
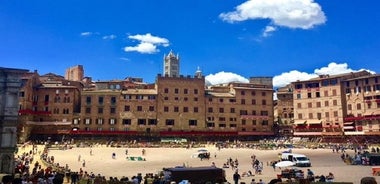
[
  {"left": 233, "top": 171, "right": 241, "bottom": 184},
  {"left": 326, "top": 172, "right": 334, "bottom": 182}
]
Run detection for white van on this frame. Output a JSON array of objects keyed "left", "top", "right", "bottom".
[{"left": 281, "top": 153, "right": 311, "bottom": 167}]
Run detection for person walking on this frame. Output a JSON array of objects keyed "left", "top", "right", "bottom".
[{"left": 233, "top": 171, "right": 240, "bottom": 184}]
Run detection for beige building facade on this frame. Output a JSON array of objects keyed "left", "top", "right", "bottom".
[
  {"left": 344, "top": 74, "right": 380, "bottom": 135},
  {"left": 291, "top": 71, "right": 373, "bottom": 136}
]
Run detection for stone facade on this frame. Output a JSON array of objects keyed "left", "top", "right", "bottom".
[
  {"left": 291, "top": 71, "right": 376, "bottom": 136},
  {"left": 0, "top": 67, "right": 28, "bottom": 174}
]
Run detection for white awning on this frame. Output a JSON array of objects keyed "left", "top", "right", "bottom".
[
  {"left": 344, "top": 122, "right": 354, "bottom": 125},
  {"left": 294, "top": 120, "right": 307, "bottom": 125},
  {"left": 306, "top": 119, "right": 322, "bottom": 124},
  {"left": 343, "top": 126, "right": 355, "bottom": 129}
]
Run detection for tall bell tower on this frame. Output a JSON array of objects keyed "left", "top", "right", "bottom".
[{"left": 163, "top": 50, "right": 180, "bottom": 77}]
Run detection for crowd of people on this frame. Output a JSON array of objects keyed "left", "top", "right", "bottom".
[{"left": 2, "top": 139, "right": 380, "bottom": 184}]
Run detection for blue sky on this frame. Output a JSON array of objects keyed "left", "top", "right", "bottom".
[{"left": 1, "top": 0, "right": 379, "bottom": 88}]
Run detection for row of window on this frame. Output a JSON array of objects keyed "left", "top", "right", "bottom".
[
  {"left": 163, "top": 88, "right": 199, "bottom": 94},
  {"left": 345, "top": 85, "right": 380, "bottom": 94},
  {"left": 294, "top": 79, "right": 338, "bottom": 89},
  {"left": 86, "top": 96, "right": 117, "bottom": 105},
  {"left": 345, "top": 78, "right": 379, "bottom": 87},
  {"left": 347, "top": 102, "right": 380, "bottom": 110},
  {"left": 296, "top": 90, "right": 337, "bottom": 99},
  {"left": 297, "top": 100, "right": 339, "bottom": 108},
  {"left": 77, "top": 127, "right": 264, "bottom": 132},
  {"left": 297, "top": 111, "right": 338, "bottom": 120}
]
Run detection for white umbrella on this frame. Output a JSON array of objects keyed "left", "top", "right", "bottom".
[
  {"left": 198, "top": 149, "right": 208, "bottom": 152},
  {"left": 275, "top": 161, "right": 295, "bottom": 168}
]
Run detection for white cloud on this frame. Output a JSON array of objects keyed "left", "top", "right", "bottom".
[
  {"left": 273, "top": 62, "right": 375, "bottom": 88},
  {"left": 80, "top": 32, "right": 92, "bottom": 36},
  {"left": 124, "top": 33, "right": 170, "bottom": 54},
  {"left": 262, "top": 25, "right": 277, "bottom": 37},
  {"left": 124, "top": 42, "right": 158, "bottom": 54},
  {"left": 220, "top": 0, "right": 326, "bottom": 30},
  {"left": 205, "top": 71, "right": 249, "bottom": 86},
  {"left": 102, "top": 35, "right": 117, "bottom": 40},
  {"left": 273, "top": 70, "right": 317, "bottom": 88}
]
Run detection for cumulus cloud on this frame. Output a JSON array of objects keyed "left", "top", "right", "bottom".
[
  {"left": 80, "top": 32, "right": 92, "bottom": 36},
  {"left": 124, "top": 33, "right": 170, "bottom": 54},
  {"left": 102, "top": 35, "right": 117, "bottom": 40},
  {"left": 220, "top": 0, "right": 326, "bottom": 35},
  {"left": 273, "top": 62, "right": 375, "bottom": 88},
  {"left": 205, "top": 71, "right": 249, "bottom": 86},
  {"left": 262, "top": 26, "right": 277, "bottom": 37}
]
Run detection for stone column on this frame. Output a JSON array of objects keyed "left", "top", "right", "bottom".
[{"left": 0, "top": 67, "right": 28, "bottom": 174}]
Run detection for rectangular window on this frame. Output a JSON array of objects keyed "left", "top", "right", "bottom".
[
  {"left": 251, "top": 99, "right": 256, "bottom": 105},
  {"left": 183, "top": 107, "right": 189, "bottom": 112},
  {"left": 184, "top": 89, "right": 188, "bottom": 94},
  {"left": 230, "top": 108, "right": 235, "bottom": 113},
  {"left": 194, "top": 107, "right": 198, "bottom": 113},
  {"left": 174, "top": 106, "right": 179, "bottom": 112},
  {"left": 241, "top": 99, "right": 245, "bottom": 104},
  {"left": 98, "top": 108, "right": 103, "bottom": 114},
  {"left": 124, "top": 95, "right": 132, "bottom": 100},
  {"left": 297, "top": 103, "right": 301, "bottom": 108},
  {"left": 148, "top": 119, "right": 157, "bottom": 125},
  {"left": 165, "top": 119, "right": 174, "bottom": 126},
  {"left": 307, "top": 93, "right": 312, "bottom": 98},
  {"left": 97, "top": 118, "right": 103, "bottom": 125},
  {"left": 164, "top": 88, "right": 169, "bottom": 93},
  {"left": 149, "top": 106, "right": 155, "bottom": 111},
  {"left": 324, "top": 101, "right": 329, "bottom": 107},
  {"left": 296, "top": 94, "right": 301, "bottom": 99},
  {"left": 260, "top": 111, "right": 268, "bottom": 116},
  {"left": 85, "top": 118, "right": 91, "bottom": 125},
  {"left": 325, "top": 112, "right": 329, "bottom": 118},
  {"left": 137, "top": 106, "right": 142, "bottom": 111},
  {"left": 308, "top": 103, "right": 312, "bottom": 108},
  {"left": 124, "top": 105, "right": 130, "bottom": 111},
  {"left": 324, "top": 90, "right": 328, "bottom": 97},
  {"left": 85, "top": 107, "right": 91, "bottom": 114},
  {"left": 123, "top": 119, "right": 131, "bottom": 125},
  {"left": 262, "top": 100, "right": 266, "bottom": 105},
  {"left": 357, "top": 103, "right": 361, "bottom": 110},
  {"left": 174, "top": 88, "right": 179, "bottom": 94},
  {"left": 262, "top": 120, "right": 269, "bottom": 126},
  {"left": 194, "top": 89, "right": 198, "bottom": 94},
  {"left": 189, "top": 120, "right": 197, "bottom": 126},
  {"left": 111, "top": 97, "right": 117, "bottom": 105},
  {"left": 208, "top": 107, "right": 213, "bottom": 113},
  {"left": 109, "top": 118, "right": 116, "bottom": 125},
  {"left": 348, "top": 104, "right": 352, "bottom": 110},
  {"left": 98, "top": 96, "right": 104, "bottom": 104},
  {"left": 86, "top": 96, "right": 91, "bottom": 104},
  {"left": 138, "top": 119, "right": 146, "bottom": 125},
  {"left": 110, "top": 107, "right": 116, "bottom": 114},
  {"left": 261, "top": 92, "right": 266, "bottom": 96},
  {"left": 316, "top": 102, "right": 321, "bottom": 108},
  {"left": 219, "top": 108, "right": 224, "bottom": 113},
  {"left": 308, "top": 113, "right": 313, "bottom": 119},
  {"left": 333, "top": 100, "right": 337, "bottom": 106},
  {"left": 317, "top": 113, "right": 322, "bottom": 120},
  {"left": 164, "top": 106, "right": 169, "bottom": 112},
  {"left": 298, "top": 113, "right": 303, "bottom": 119}
]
